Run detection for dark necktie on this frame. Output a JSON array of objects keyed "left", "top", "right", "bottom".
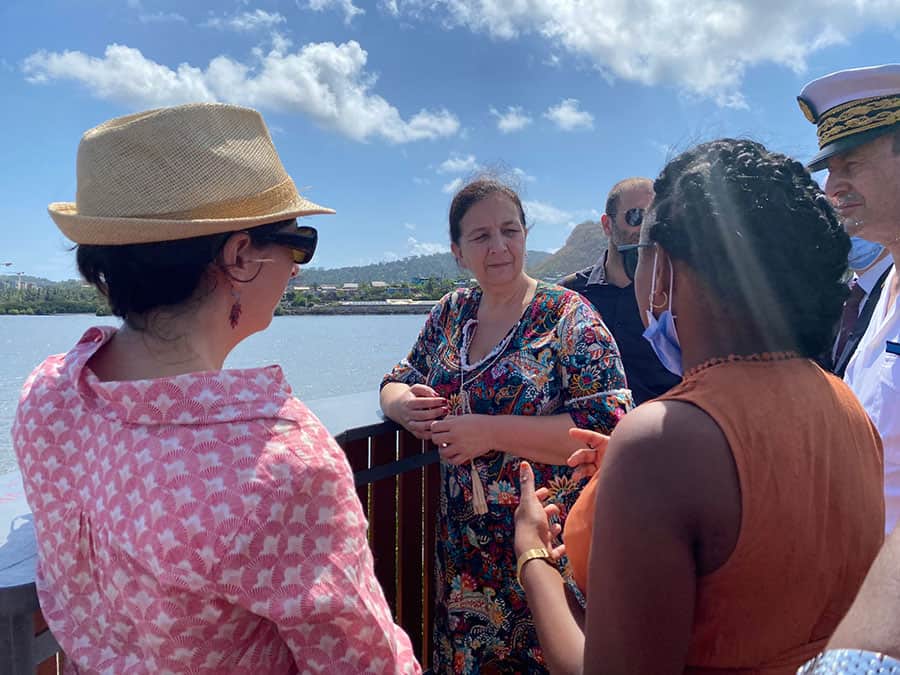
[{"left": 834, "top": 281, "right": 867, "bottom": 364}]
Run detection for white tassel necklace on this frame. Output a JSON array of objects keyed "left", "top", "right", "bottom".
[{"left": 458, "top": 318, "right": 517, "bottom": 516}]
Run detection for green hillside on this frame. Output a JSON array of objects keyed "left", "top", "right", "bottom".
[
  {"left": 0, "top": 227, "right": 613, "bottom": 307},
  {"left": 0, "top": 277, "right": 104, "bottom": 314},
  {"left": 297, "top": 250, "right": 553, "bottom": 285},
  {"left": 530, "top": 221, "right": 607, "bottom": 280}
]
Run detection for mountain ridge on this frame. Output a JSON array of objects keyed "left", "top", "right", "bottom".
[{"left": 2, "top": 223, "right": 608, "bottom": 287}]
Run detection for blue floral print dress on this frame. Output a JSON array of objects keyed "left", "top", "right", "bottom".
[{"left": 382, "top": 282, "right": 632, "bottom": 674}]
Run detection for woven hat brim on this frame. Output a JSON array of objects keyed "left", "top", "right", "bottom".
[{"left": 49, "top": 197, "right": 335, "bottom": 245}]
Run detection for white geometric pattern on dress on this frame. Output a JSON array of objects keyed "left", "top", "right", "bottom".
[{"left": 12, "top": 327, "right": 421, "bottom": 675}]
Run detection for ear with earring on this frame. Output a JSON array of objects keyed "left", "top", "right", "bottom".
[
  {"left": 229, "top": 288, "right": 242, "bottom": 329},
  {"left": 649, "top": 249, "right": 673, "bottom": 311},
  {"left": 651, "top": 290, "right": 669, "bottom": 310}
]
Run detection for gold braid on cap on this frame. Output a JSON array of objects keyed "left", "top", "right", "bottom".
[{"left": 817, "top": 94, "right": 900, "bottom": 148}]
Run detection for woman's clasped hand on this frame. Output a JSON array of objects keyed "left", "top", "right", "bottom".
[
  {"left": 430, "top": 414, "right": 496, "bottom": 464},
  {"left": 393, "top": 383, "right": 448, "bottom": 440}
]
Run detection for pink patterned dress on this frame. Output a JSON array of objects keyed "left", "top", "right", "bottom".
[{"left": 12, "top": 327, "right": 420, "bottom": 675}]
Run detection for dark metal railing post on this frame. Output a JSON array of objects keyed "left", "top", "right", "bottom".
[
  {"left": 397, "top": 431, "right": 429, "bottom": 663},
  {"left": 369, "top": 431, "right": 400, "bottom": 614}
]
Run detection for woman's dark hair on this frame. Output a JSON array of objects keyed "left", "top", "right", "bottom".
[
  {"left": 448, "top": 178, "right": 526, "bottom": 245},
  {"left": 77, "top": 219, "right": 294, "bottom": 327},
  {"left": 649, "top": 138, "right": 849, "bottom": 358}
]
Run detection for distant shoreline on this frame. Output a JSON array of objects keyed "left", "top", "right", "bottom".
[
  {"left": 284, "top": 304, "right": 433, "bottom": 316},
  {"left": 0, "top": 305, "right": 435, "bottom": 318}
]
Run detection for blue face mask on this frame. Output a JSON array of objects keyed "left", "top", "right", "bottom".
[
  {"left": 643, "top": 250, "right": 683, "bottom": 377},
  {"left": 847, "top": 237, "right": 884, "bottom": 271}
]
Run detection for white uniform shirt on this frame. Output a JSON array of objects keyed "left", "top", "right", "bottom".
[
  {"left": 832, "top": 255, "right": 894, "bottom": 364},
  {"left": 845, "top": 264, "right": 900, "bottom": 532},
  {"left": 857, "top": 255, "right": 894, "bottom": 307}
]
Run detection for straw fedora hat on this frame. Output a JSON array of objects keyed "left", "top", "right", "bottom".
[{"left": 49, "top": 102, "right": 334, "bottom": 245}]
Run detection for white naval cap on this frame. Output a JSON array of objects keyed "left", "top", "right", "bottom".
[{"left": 797, "top": 64, "right": 900, "bottom": 171}]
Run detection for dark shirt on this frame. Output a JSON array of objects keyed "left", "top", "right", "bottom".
[{"left": 559, "top": 251, "right": 680, "bottom": 404}]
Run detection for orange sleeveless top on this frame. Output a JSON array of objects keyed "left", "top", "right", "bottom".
[{"left": 563, "top": 355, "right": 884, "bottom": 674}]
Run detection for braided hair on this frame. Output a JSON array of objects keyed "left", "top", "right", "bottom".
[{"left": 649, "top": 139, "right": 849, "bottom": 358}]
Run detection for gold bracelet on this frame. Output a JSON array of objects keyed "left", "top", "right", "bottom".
[{"left": 516, "top": 547, "right": 555, "bottom": 587}]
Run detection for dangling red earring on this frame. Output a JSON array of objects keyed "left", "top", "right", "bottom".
[{"left": 229, "top": 289, "right": 242, "bottom": 329}]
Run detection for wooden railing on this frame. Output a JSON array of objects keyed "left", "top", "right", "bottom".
[
  {"left": 317, "top": 391, "right": 441, "bottom": 669},
  {"left": 0, "top": 390, "right": 440, "bottom": 674}
]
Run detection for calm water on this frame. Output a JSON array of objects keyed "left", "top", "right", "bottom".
[{"left": 0, "top": 314, "right": 425, "bottom": 474}]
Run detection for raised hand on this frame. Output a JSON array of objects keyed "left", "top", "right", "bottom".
[
  {"left": 567, "top": 427, "right": 611, "bottom": 482},
  {"left": 514, "top": 461, "right": 565, "bottom": 559}
]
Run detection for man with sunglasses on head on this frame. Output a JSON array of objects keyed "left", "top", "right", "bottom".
[{"left": 560, "top": 177, "right": 680, "bottom": 404}]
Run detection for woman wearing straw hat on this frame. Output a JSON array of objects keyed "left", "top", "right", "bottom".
[
  {"left": 380, "top": 177, "right": 632, "bottom": 673},
  {"left": 11, "top": 103, "right": 420, "bottom": 674}
]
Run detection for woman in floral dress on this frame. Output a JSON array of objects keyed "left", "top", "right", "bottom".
[{"left": 381, "top": 178, "right": 632, "bottom": 673}]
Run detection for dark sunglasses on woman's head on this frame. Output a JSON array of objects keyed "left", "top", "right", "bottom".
[
  {"left": 617, "top": 207, "right": 645, "bottom": 227},
  {"left": 256, "top": 226, "right": 318, "bottom": 265},
  {"left": 617, "top": 242, "right": 655, "bottom": 282}
]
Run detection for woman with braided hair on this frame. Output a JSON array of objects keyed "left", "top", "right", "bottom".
[{"left": 513, "top": 139, "right": 885, "bottom": 674}]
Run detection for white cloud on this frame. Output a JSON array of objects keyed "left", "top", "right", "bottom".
[
  {"left": 412, "top": 176, "right": 430, "bottom": 185},
  {"left": 126, "top": 0, "right": 185, "bottom": 25},
  {"left": 490, "top": 105, "right": 532, "bottom": 133},
  {"left": 543, "top": 98, "right": 593, "bottom": 131},
  {"left": 523, "top": 200, "right": 573, "bottom": 227},
  {"left": 384, "top": 1, "right": 900, "bottom": 106},
  {"left": 544, "top": 53, "right": 562, "bottom": 68},
  {"left": 203, "top": 10, "right": 286, "bottom": 32},
  {"left": 513, "top": 167, "right": 536, "bottom": 183},
  {"left": 407, "top": 237, "right": 449, "bottom": 256},
  {"left": 380, "top": 0, "right": 400, "bottom": 16},
  {"left": 265, "top": 33, "right": 294, "bottom": 55},
  {"left": 304, "top": 0, "right": 365, "bottom": 25},
  {"left": 524, "top": 201, "right": 598, "bottom": 230},
  {"left": 138, "top": 12, "right": 186, "bottom": 24},
  {"left": 648, "top": 139, "right": 677, "bottom": 157},
  {"left": 404, "top": 222, "right": 417, "bottom": 230},
  {"left": 22, "top": 41, "right": 460, "bottom": 144},
  {"left": 438, "top": 153, "right": 478, "bottom": 174},
  {"left": 442, "top": 177, "right": 464, "bottom": 194}
]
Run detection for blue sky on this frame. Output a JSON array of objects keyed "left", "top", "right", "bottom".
[{"left": 1, "top": 0, "right": 899, "bottom": 281}]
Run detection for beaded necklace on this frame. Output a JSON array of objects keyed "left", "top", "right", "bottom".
[{"left": 683, "top": 351, "right": 801, "bottom": 379}]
